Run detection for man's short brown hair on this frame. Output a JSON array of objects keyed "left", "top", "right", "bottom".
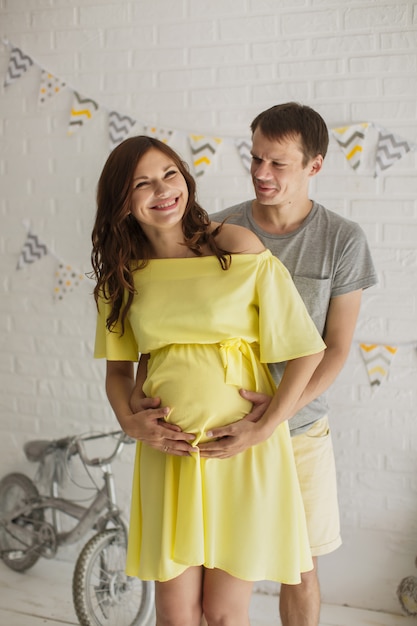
[{"left": 251, "top": 102, "right": 329, "bottom": 166}]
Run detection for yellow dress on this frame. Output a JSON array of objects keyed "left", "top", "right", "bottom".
[{"left": 94, "top": 250, "right": 326, "bottom": 583}]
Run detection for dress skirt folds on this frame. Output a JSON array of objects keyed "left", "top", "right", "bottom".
[{"left": 94, "top": 250, "right": 326, "bottom": 583}]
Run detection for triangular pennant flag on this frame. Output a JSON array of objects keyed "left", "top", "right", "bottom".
[
  {"left": 108, "top": 111, "right": 137, "bottom": 151},
  {"left": 4, "top": 46, "right": 33, "bottom": 88},
  {"left": 374, "top": 127, "right": 412, "bottom": 177},
  {"left": 359, "top": 343, "right": 398, "bottom": 390},
  {"left": 38, "top": 70, "right": 66, "bottom": 106},
  {"left": 16, "top": 230, "right": 48, "bottom": 270},
  {"left": 235, "top": 137, "right": 252, "bottom": 172},
  {"left": 188, "top": 134, "right": 223, "bottom": 177},
  {"left": 143, "top": 126, "right": 174, "bottom": 144},
  {"left": 53, "top": 261, "right": 85, "bottom": 301},
  {"left": 68, "top": 91, "right": 99, "bottom": 135},
  {"left": 331, "top": 123, "right": 369, "bottom": 171}
]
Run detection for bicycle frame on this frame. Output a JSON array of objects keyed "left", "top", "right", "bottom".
[
  {"left": 1, "top": 432, "right": 129, "bottom": 552},
  {"left": 0, "top": 431, "right": 155, "bottom": 626}
]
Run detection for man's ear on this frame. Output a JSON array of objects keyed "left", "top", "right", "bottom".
[{"left": 309, "top": 154, "right": 324, "bottom": 177}]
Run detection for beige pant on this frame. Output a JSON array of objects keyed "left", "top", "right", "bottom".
[{"left": 291, "top": 416, "right": 342, "bottom": 557}]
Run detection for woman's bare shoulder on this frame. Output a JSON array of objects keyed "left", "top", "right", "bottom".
[{"left": 210, "top": 221, "right": 265, "bottom": 254}]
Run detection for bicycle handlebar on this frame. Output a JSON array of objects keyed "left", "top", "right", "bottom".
[
  {"left": 24, "top": 430, "right": 135, "bottom": 466},
  {"left": 74, "top": 430, "right": 135, "bottom": 468}
]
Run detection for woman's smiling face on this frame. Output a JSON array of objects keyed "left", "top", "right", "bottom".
[{"left": 130, "top": 147, "right": 189, "bottom": 233}]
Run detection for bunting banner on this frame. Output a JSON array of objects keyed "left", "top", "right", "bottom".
[
  {"left": 331, "top": 123, "right": 370, "bottom": 171},
  {"left": 374, "top": 127, "right": 413, "bottom": 177},
  {"left": 5, "top": 39, "right": 417, "bottom": 341},
  {"left": 188, "top": 134, "right": 223, "bottom": 177},
  {"left": 108, "top": 110, "right": 136, "bottom": 151},
  {"left": 53, "top": 261, "right": 85, "bottom": 301},
  {"left": 143, "top": 126, "right": 174, "bottom": 144},
  {"left": 3, "top": 46, "right": 33, "bottom": 88},
  {"left": 16, "top": 229, "right": 48, "bottom": 270},
  {"left": 235, "top": 137, "right": 252, "bottom": 172},
  {"left": 2, "top": 40, "right": 417, "bottom": 179},
  {"left": 38, "top": 70, "right": 66, "bottom": 106},
  {"left": 68, "top": 91, "right": 99, "bottom": 135},
  {"left": 359, "top": 344, "right": 398, "bottom": 390}
]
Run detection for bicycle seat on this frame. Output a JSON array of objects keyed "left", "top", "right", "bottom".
[{"left": 24, "top": 437, "right": 74, "bottom": 463}]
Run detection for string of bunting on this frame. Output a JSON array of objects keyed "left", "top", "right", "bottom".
[
  {"left": 5, "top": 40, "right": 417, "bottom": 392},
  {"left": 16, "top": 220, "right": 88, "bottom": 302},
  {"left": 3, "top": 39, "right": 417, "bottom": 177}
]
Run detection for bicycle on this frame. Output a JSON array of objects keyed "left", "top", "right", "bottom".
[{"left": 0, "top": 429, "right": 154, "bottom": 626}]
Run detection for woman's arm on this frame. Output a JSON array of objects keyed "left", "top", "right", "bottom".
[
  {"left": 129, "top": 353, "right": 149, "bottom": 412},
  {"left": 106, "top": 360, "right": 195, "bottom": 455}
]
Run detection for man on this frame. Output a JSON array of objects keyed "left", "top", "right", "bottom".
[
  {"left": 198, "top": 102, "right": 378, "bottom": 625},
  {"left": 128, "top": 102, "right": 377, "bottom": 625}
]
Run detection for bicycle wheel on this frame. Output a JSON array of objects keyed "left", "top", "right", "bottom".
[
  {"left": 73, "top": 529, "right": 154, "bottom": 626},
  {"left": 397, "top": 575, "right": 417, "bottom": 616},
  {"left": 0, "top": 472, "right": 44, "bottom": 572}
]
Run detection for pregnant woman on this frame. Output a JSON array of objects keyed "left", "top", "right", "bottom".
[{"left": 91, "top": 136, "right": 325, "bottom": 626}]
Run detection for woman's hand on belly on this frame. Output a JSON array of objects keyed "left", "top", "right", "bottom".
[{"left": 124, "top": 396, "right": 196, "bottom": 456}]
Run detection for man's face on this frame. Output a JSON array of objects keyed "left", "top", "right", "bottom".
[{"left": 250, "top": 129, "right": 318, "bottom": 207}]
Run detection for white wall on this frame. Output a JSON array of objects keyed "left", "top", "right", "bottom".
[{"left": 1, "top": 0, "right": 417, "bottom": 616}]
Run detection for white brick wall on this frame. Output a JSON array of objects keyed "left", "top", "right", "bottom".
[{"left": 1, "top": 0, "right": 417, "bottom": 616}]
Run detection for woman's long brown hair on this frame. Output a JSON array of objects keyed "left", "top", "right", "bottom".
[{"left": 91, "top": 135, "right": 231, "bottom": 333}]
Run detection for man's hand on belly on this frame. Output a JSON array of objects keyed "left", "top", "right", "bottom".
[{"left": 198, "top": 389, "right": 272, "bottom": 459}]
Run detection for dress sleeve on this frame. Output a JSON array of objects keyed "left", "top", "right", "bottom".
[
  {"left": 93, "top": 296, "right": 139, "bottom": 361},
  {"left": 256, "top": 252, "right": 326, "bottom": 363}
]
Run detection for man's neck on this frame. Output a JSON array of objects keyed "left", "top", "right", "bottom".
[{"left": 251, "top": 199, "right": 313, "bottom": 235}]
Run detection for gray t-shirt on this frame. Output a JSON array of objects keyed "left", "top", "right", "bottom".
[{"left": 212, "top": 200, "right": 378, "bottom": 435}]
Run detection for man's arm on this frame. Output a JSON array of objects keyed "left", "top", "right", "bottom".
[
  {"left": 290, "top": 288, "right": 363, "bottom": 413},
  {"left": 106, "top": 360, "right": 195, "bottom": 456},
  {"left": 199, "top": 289, "right": 362, "bottom": 458},
  {"left": 198, "top": 350, "right": 324, "bottom": 459}
]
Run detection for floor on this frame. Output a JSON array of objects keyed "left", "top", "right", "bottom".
[{"left": 0, "top": 558, "right": 416, "bottom": 626}]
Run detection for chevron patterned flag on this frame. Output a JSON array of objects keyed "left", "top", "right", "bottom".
[
  {"left": 359, "top": 344, "right": 398, "bottom": 390},
  {"left": 108, "top": 111, "right": 136, "bottom": 150},
  {"left": 235, "top": 137, "right": 252, "bottom": 172},
  {"left": 68, "top": 91, "right": 99, "bottom": 135},
  {"left": 53, "top": 261, "right": 85, "bottom": 301},
  {"left": 143, "top": 126, "right": 174, "bottom": 144},
  {"left": 374, "top": 127, "right": 413, "bottom": 177},
  {"left": 331, "top": 123, "right": 369, "bottom": 171},
  {"left": 16, "top": 230, "right": 49, "bottom": 270},
  {"left": 38, "top": 70, "right": 66, "bottom": 106},
  {"left": 188, "top": 134, "right": 223, "bottom": 177},
  {"left": 4, "top": 46, "right": 33, "bottom": 88}
]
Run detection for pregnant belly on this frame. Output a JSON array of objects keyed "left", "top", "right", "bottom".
[{"left": 142, "top": 342, "right": 268, "bottom": 444}]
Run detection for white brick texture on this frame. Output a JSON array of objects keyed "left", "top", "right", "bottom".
[{"left": 0, "top": 0, "right": 416, "bottom": 616}]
